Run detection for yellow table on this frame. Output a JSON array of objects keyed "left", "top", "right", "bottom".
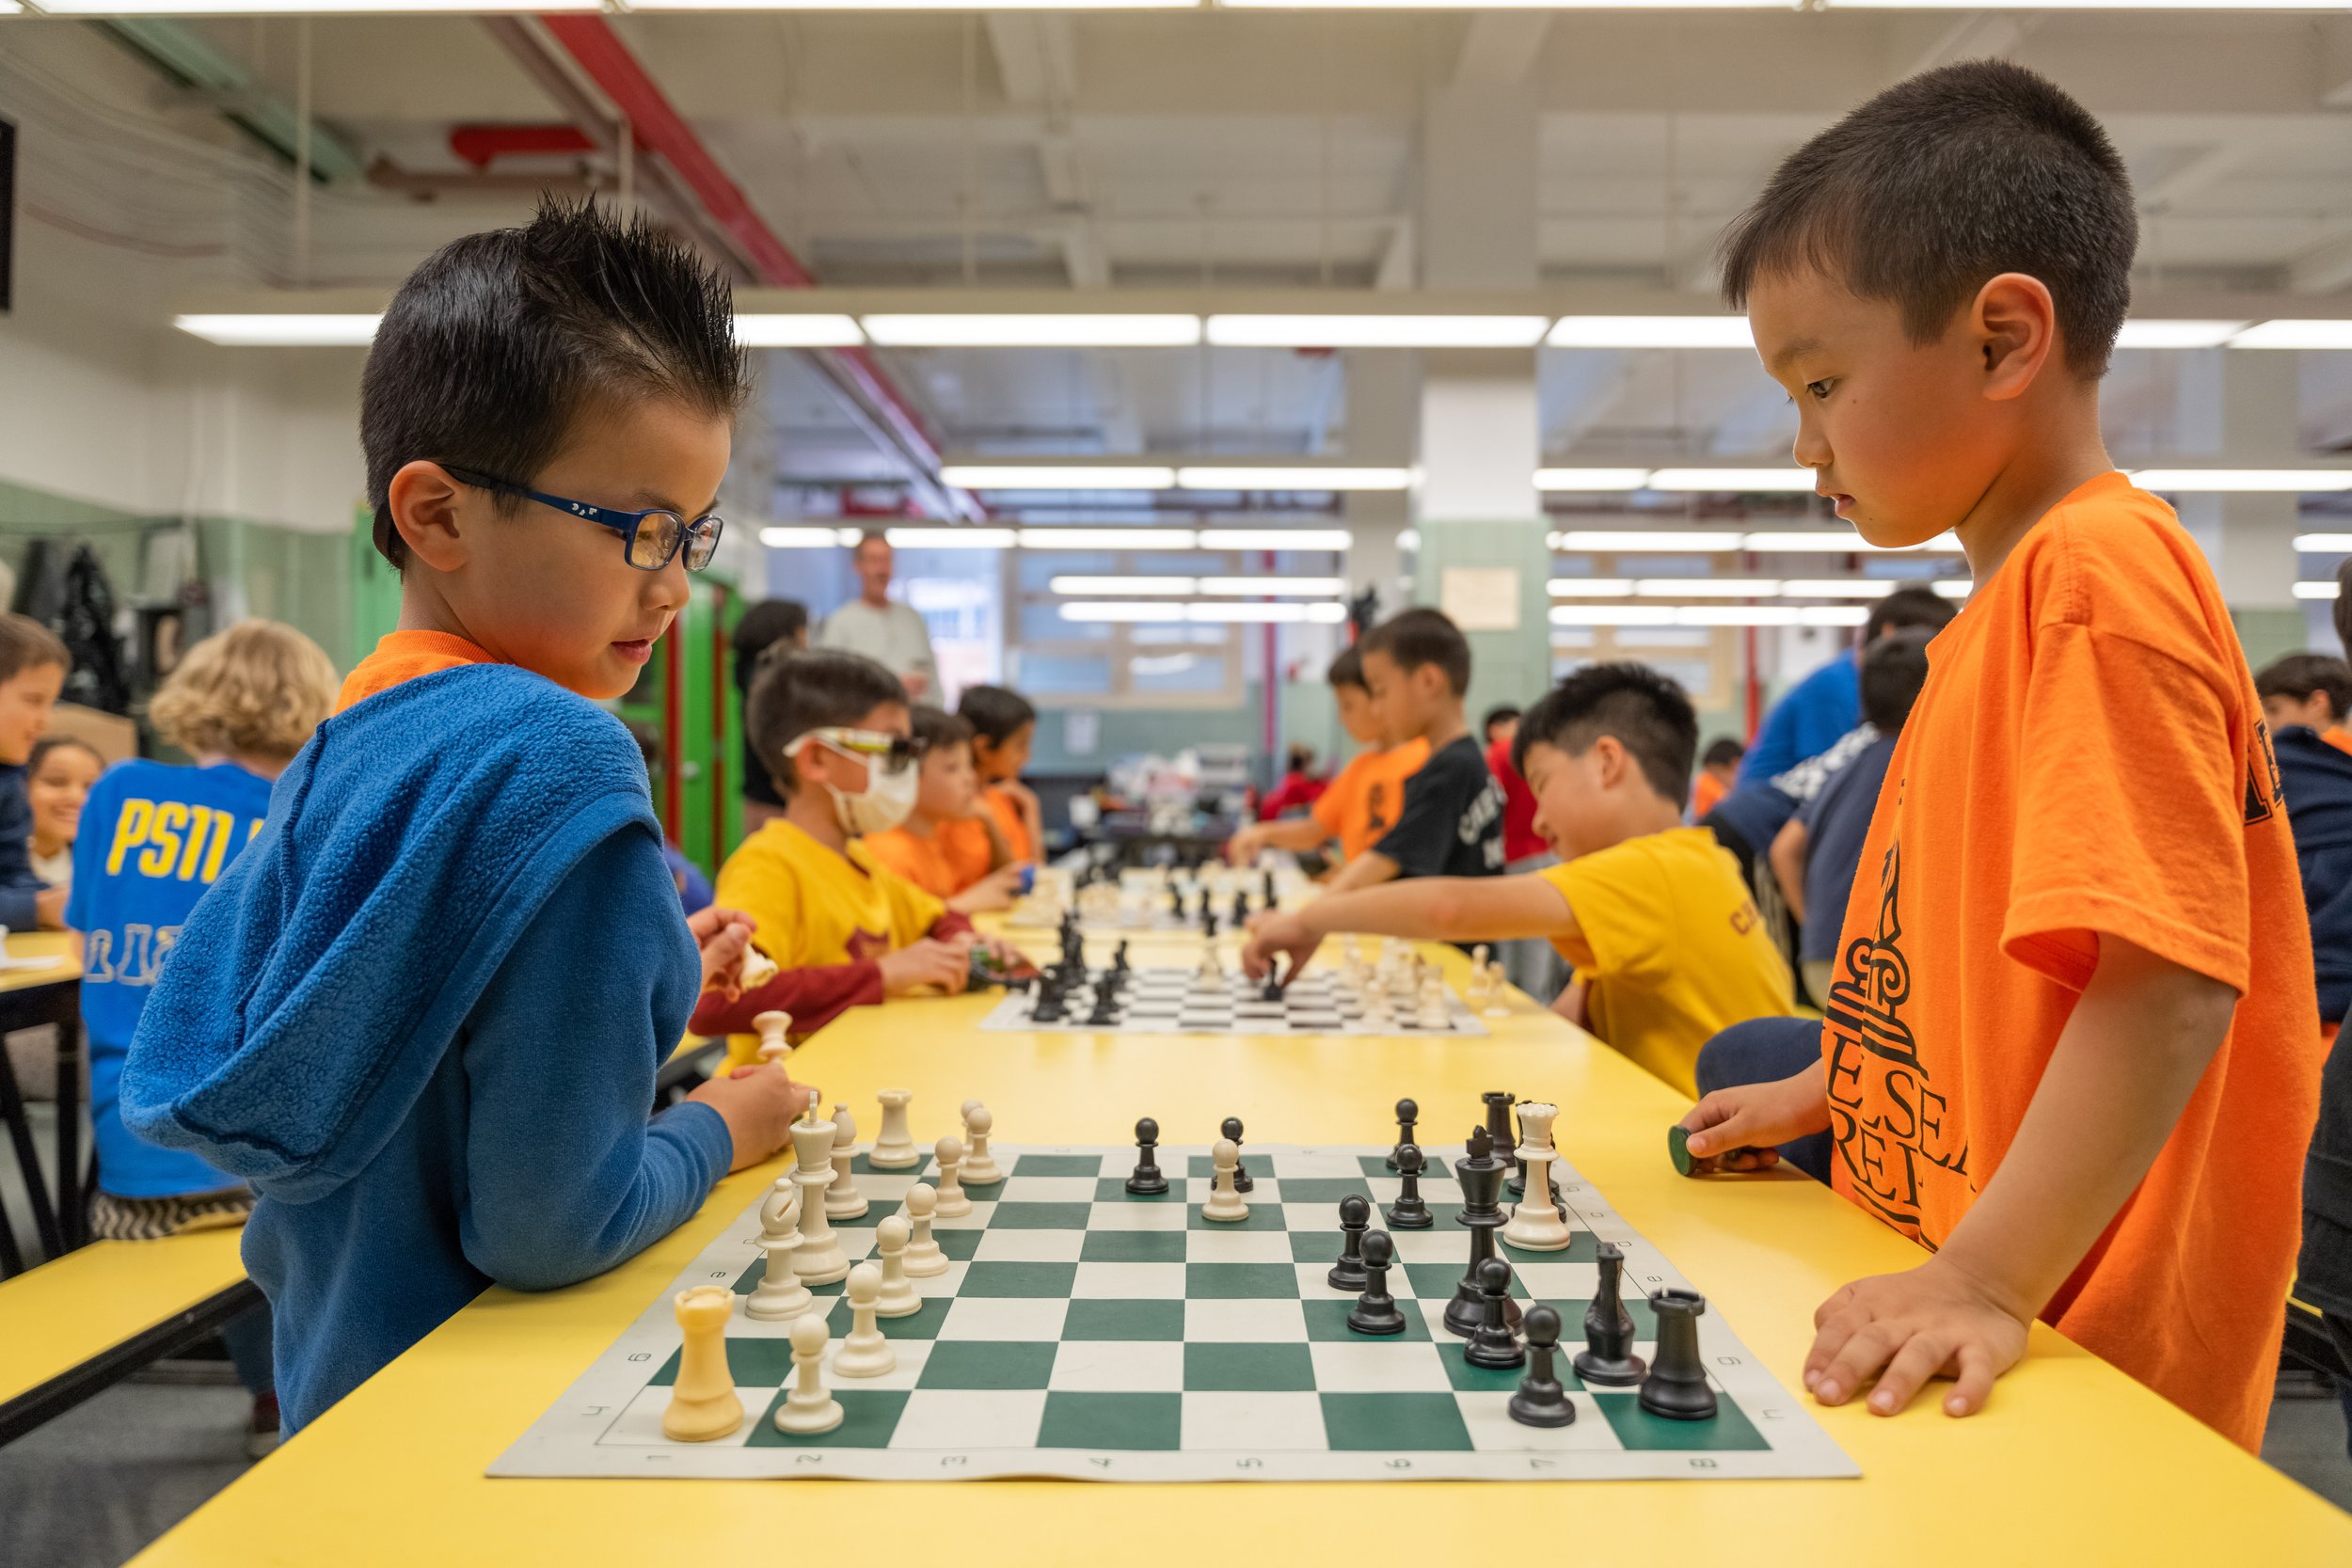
[{"left": 135, "top": 970, "right": 2352, "bottom": 1563}]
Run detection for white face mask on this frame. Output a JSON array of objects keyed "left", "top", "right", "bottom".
[{"left": 826, "top": 750, "right": 917, "bottom": 835}]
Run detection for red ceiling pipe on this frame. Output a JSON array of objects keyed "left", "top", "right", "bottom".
[
  {"left": 534, "top": 15, "right": 954, "bottom": 506},
  {"left": 450, "top": 123, "right": 597, "bottom": 167}
]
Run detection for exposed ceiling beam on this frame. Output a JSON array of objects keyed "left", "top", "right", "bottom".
[
  {"left": 2292, "top": 230, "right": 2352, "bottom": 294},
  {"left": 1453, "top": 14, "right": 1551, "bottom": 90},
  {"left": 1902, "top": 9, "right": 2038, "bottom": 80},
  {"left": 985, "top": 15, "right": 1104, "bottom": 292}
]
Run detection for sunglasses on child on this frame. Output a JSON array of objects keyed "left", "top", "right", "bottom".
[
  {"left": 782, "top": 728, "right": 929, "bottom": 774},
  {"left": 437, "top": 464, "right": 725, "bottom": 573}
]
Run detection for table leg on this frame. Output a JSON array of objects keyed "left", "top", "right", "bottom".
[
  {"left": 55, "top": 1015, "right": 81, "bottom": 1251},
  {"left": 0, "top": 1037, "right": 62, "bottom": 1259}
]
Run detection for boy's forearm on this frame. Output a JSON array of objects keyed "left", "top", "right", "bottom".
[
  {"left": 1257, "top": 817, "right": 1330, "bottom": 854},
  {"left": 1770, "top": 821, "right": 1808, "bottom": 920},
  {"left": 1932, "top": 935, "right": 2237, "bottom": 1318},
  {"left": 1321, "top": 849, "right": 1399, "bottom": 895},
  {"left": 1302, "top": 874, "right": 1574, "bottom": 947}
]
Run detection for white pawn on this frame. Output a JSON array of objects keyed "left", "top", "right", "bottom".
[
  {"left": 833, "top": 1262, "right": 896, "bottom": 1379},
  {"left": 872, "top": 1214, "right": 922, "bottom": 1317},
  {"left": 931, "top": 1135, "right": 972, "bottom": 1218},
  {"left": 746, "top": 1181, "right": 814, "bottom": 1322},
  {"left": 869, "top": 1088, "right": 918, "bottom": 1169},
  {"left": 753, "top": 1009, "right": 793, "bottom": 1068},
  {"left": 961, "top": 1104, "right": 1003, "bottom": 1186},
  {"left": 1201, "top": 1137, "right": 1249, "bottom": 1222},
  {"left": 901, "top": 1183, "right": 949, "bottom": 1276},
  {"left": 1485, "top": 958, "right": 1511, "bottom": 1017},
  {"left": 772, "top": 1315, "right": 843, "bottom": 1436},
  {"left": 825, "top": 1104, "right": 867, "bottom": 1220}
]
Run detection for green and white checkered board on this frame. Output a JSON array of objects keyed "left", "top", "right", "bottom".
[
  {"left": 489, "top": 1143, "right": 1857, "bottom": 1482},
  {"left": 976, "top": 972, "right": 1491, "bottom": 1038}
]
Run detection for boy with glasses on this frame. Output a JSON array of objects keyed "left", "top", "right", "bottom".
[
  {"left": 692, "top": 649, "right": 1022, "bottom": 1066},
  {"left": 121, "top": 201, "right": 813, "bottom": 1433}
]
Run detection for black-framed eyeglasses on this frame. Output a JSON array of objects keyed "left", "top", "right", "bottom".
[{"left": 438, "top": 463, "right": 725, "bottom": 573}]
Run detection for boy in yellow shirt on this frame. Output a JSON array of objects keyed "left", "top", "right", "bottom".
[
  {"left": 693, "top": 649, "right": 1014, "bottom": 1062},
  {"left": 862, "top": 705, "right": 1024, "bottom": 911},
  {"left": 1227, "top": 645, "right": 1428, "bottom": 869},
  {"left": 1243, "top": 662, "right": 1793, "bottom": 1095}
]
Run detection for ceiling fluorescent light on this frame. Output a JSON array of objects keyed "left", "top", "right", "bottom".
[
  {"left": 1017, "top": 528, "right": 1200, "bottom": 550},
  {"left": 759, "top": 526, "right": 864, "bottom": 548},
  {"left": 1060, "top": 602, "right": 1187, "bottom": 623},
  {"left": 941, "top": 466, "right": 1173, "bottom": 491},
  {"left": 1196, "top": 529, "right": 1352, "bottom": 551},
  {"left": 1647, "top": 467, "right": 1818, "bottom": 493},
  {"left": 862, "top": 314, "right": 1200, "bottom": 348},
  {"left": 1780, "top": 579, "right": 1895, "bottom": 598},
  {"left": 1205, "top": 315, "right": 1548, "bottom": 349},
  {"left": 1049, "top": 577, "right": 1196, "bottom": 595},
  {"left": 1534, "top": 468, "right": 1651, "bottom": 492},
  {"left": 2114, "top": 320, "right": 2248, "bottom": 351},
  {"left": 736, "top": 314, "right": 864, "bottom": 347},
  {"left": 2130, "top": 469, "right": 2352, "bottom": 494},
  {"left": 2296, "top": 580, "right": 2343, "bottom": 600},
  {"left": 1196, "top": 577, "right": 1349, "bottom": 596},
  {"left": 1187, "top": 602, "right": 1324, "bottom": 623},
  {"left": 1175, "top": 467, "right": 1414, "bottom": 492},
  {"left": 174, "top": 313, "right": 379, "bottom": 346},
  {"left": 1547, "top": 578, "right": 1637, "bottom": 598},
  {"left": 1553, "top": 531, "right": 1744, "bottom": 552},
  {"left": 1547, "top": 317, "right": 1754, "bottom": 349},
  {"left": 883, "top": 528, "right": 1019, "bottom": 548},
  {"left": 1636, "top": 578, "right": 1781, "bottom": 598},
  {"left": 1549, "top": 606, "right": 1678, "bottom": 627},
  {"left": 2295, "top": 534, "right": 2352, "bottom": 552},
  {"left": 1675, "top": 606, "right": 1804, "bottom": 626},
  {"left": 1798, "top": 606, "right": 1874, "bottom": 626},
  {"left": 2229, "top": 321, "right": 2352, "bottom": 351},
  {"left": 1933, "top": 580, "right": 1972, "bottom": 598},
  {"left": 1304, "top": 603, "right": 1350, "bottom": 624}
]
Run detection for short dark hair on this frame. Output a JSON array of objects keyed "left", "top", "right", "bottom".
[
  {"left": 1719, "top": 61, "right": 2136, "bottom": 380},
  {"left": 26, "top": 735, "right": 102, "bottom": 780},
  {"left": 0, "top": 614, "right": 69, "bottom": 688},
  {"left": 733, "top": 599, "right": 809, "bottom": 660},
  {"left": 1359, "top": 608, "right": 1471, "bottom": 698},
  {"left": 1482, "top": 705, "right": 1521, "bottom": 738},
  {"left": 746, "top": 650, "right": 908, "bottom": 797},
  {"left": 1701, "top": 737, "right": 1746, "bottom": 770},
  {"left": 361, "top": 198, "right": 749, "bottom": 568},
  {"left": 912, "top": 705, "right": 974, "bottom": 754},
  {"left": 1514, "top": 662, "right": 1698, "bottom": 806},
  {"left": 1327, "top": 645, "right": 1366, "bottom": 691},
  {"left": 1865, "top": 585, "right": 1957, "bottom": 644},
  {"left": 958, "top": 685, "right": 1037, "bottom": 746},
  {"left": 1860, "top": 628, "right": 1934, "bottom": 736},
  {"left": 2256, "top": 653, "right": 2352, "bottom": 724}
]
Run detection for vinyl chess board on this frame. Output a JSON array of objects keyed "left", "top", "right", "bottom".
[
  {"left": 490, "top": 1142, "right": 1856, "bottom": 1483},
  {"left": 976, "top": 970, "right": 1491, "bottom": 1038}
]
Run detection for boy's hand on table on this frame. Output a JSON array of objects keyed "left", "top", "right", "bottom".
[
  {"left": 687, "top": 906, "right": 756, "bottom": 996},
  {"left": 949, "top": 863, "right": 1025, "bottom": 914},
  {"left": 1804, "top": 1256, "right": 2030, "bottom": 1418},
  {"left": 1677, "top": 1069, "right": 1831, "bottom": 1173},
  {"left": 1239, "top": 911, "right": 1319, "bottom": 982},
  {"left": 690, "top": 1063, "right": 816, "bottom": 1173},
  {"left": 878, "top": 939, "right": 971, "bottom": 996}
]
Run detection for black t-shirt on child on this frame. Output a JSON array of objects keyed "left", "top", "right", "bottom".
[{"left": 1374, "top": 735, "right": 1505, "bottom": 879}]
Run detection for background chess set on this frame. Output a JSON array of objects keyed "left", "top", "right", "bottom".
[
  {"left": 976, "top": 970, "right": 1491, "bottom": 1038},
  {"left": 1004, "top": 863, "right": 1295, "bottom": 936},
  {"left": 490, "top": 1141, "right": 1857, "bottom": 1482}
]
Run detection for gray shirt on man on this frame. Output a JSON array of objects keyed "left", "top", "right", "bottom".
[{"left": 817, "top": 598, "right": 938, "bottom": 691}]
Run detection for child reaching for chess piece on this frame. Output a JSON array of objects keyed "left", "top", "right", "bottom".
[{"left": 1243, "top": 663, "right": 1796, "bottom": 1097}]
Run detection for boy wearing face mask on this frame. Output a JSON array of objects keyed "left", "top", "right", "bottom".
[{"left": 694, "top": 649, "right": 1018, "bottom": 1064}]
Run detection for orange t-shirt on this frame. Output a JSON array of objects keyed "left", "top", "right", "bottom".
[
  {"left": 2325, "top": 728, "right": 2352, "bottom": 759},
  {"left": 337, "top": 629, "right": 496, "bottom": 712},
  {"left": 983, "top": 784, "right": 1035, "bottom": 865},
  {"left": 1311, "top": 738, "right": 1430, "bottom": 862},
  {"left": 1819, "top": 472, "right": 2320, "bottom": 1451},
  {"left": 1691, "top": 768, "right": 1729, "bottom": 821},
  {"left": 863, "top": 818, "right": 995, "bottom": 898}
]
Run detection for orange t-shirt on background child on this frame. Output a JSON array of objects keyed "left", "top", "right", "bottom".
[
  {"left": 1818, "top": 472, "right": 2321, "bottom": 1451},
  {"left": 1311, "top": 737, "right": 1430, "bottom": 863},
  {"left": 983, "top": 784, "right": 1035, "bottom": 864},
  {"left": 864, "top": 817, "right": 995, "bottom": 900}
]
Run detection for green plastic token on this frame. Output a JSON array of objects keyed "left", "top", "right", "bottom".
[{"left": 1667, "top": 1124, "right": 1695, "bottom": 1177}]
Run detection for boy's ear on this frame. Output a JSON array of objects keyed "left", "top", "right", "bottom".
[
  {"left": 387, "top": 461, "right": 472, "bottom": 573},
  {"left": 1970, "top": 273, "right": 2058, "bottom": 404}
]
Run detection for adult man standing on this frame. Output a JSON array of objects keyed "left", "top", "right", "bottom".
[{"left": 816, "top": 531, "right": 939, "bottom": 702}]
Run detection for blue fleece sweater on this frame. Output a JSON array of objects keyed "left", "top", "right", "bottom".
[{"left": 119, "top": 665, "right": 732, "bottom": 1432}]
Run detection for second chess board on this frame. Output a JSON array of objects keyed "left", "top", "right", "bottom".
[{"left": 977, "top": 969, "right": 1491, "bottom": 1038}]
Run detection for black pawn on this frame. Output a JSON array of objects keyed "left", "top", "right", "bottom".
[
  {"left": 1232, "top": 890, "right": 1248, "bottom": 927},
  {"left": 1260, "top": 956, "right": 1284, "bottom": 1004},
  {"left": 1388, "top": 1143, "right": 1433, "bottom": 1229},
  {"left": 1112, "top": 940, "right": 1131, "bottom": 974},
  {"left": 1464, "top": 1258, "right": 1524, "bottom": 1369},
  {"left": 1386, "top": 1099, "right": 1419, "bottom": 1171},
  {"left": 1638, "top": 1289, "right": 1718, "bottom": 1420},
  {"left": 1202, "top": 908, "right": 1218, "bottom": 939},
  {"left": 1508, "top": 1306, "right": 1576, "bottom": 1429},
  {"left": 1125, "top": 1117, "right": 1169, "bottom": 1196},
  {"left": 1574, "top": 1241, "right": 1645, "bottom": 1387},
  {"left": 1221, "top": 1116, "right": 1253, "bottom": 1193},
  {"left": 1263, "top": 869, "right": 1277, "bottom": 910},
  {"left": 1087, "top": 990, "right": 1119, "bottom": 1027},
  {"left": 1168, "top": 887, "right": 1184, "bottom": 917},
  {"left": 1484, "top": 1091, "right": 1521, "bottom": 1199},
  {"left": 1345, "top": 1230, "right": 1406, "bottom": 1336},
  {"left": 1327, "top": 1195, "right": 1371, "bottom": 1290}
]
